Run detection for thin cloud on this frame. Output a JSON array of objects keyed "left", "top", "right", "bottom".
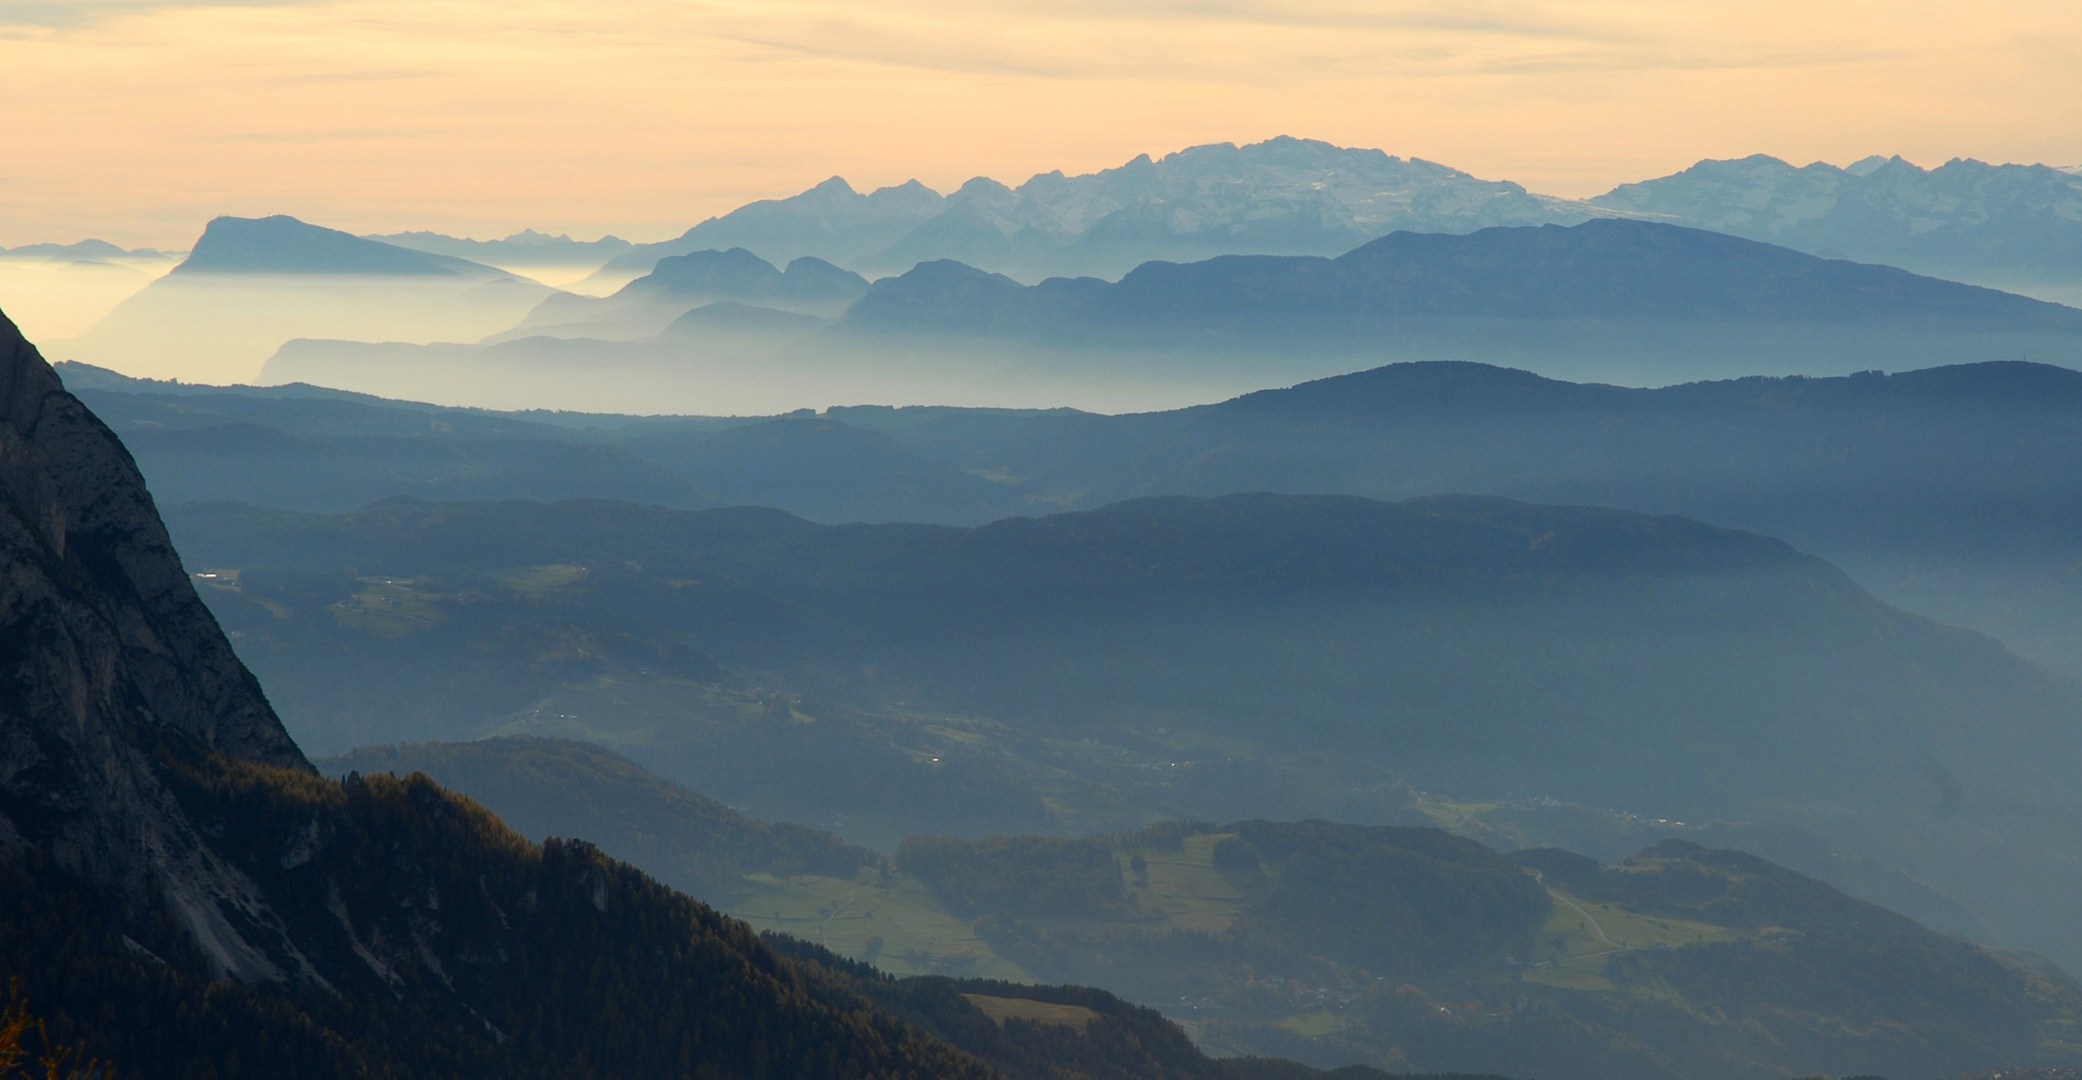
[
  {"left": 1043, "top": 0, "right": 1643, "bottom": 43},
  {"left": 713, "top": 21, "right": 1083, "bottom": 80},
  {"left": 202, "top": 126, "right": 453, "bottom": 143},
  {"left": 266, "top": 68, "right": 442, "bottom": 85},
  {"left": 0, "top": 0, "right": 321, "bottom": 29}
]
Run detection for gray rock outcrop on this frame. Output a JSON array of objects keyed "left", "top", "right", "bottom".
[{"left": 0, "top": 307, "right": 312, "bottom": 979}]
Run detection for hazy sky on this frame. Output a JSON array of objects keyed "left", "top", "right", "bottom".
[{"left": 3, "top": 0, "right": 2078, "bottom": 248}]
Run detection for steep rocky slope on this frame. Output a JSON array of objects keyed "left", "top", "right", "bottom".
[{"left": 0, "top": 307, "right": 307, "bottom": 981}]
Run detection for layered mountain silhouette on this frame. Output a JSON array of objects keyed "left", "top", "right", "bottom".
[
  {"left": 45, "top": 142, "right": 2082, "bottom": 393},
  {"left": 0, "top": 238, "right": 170, "bottom": 261},
  {"left": 268, "top": 216, "right": 2082, "bottom": 411},
  {"left": 371, "top": 227, "right": 633, "bottom": 270},
  {"left": 70, "top": 355, "right": 2082, "bottom": 673},
  {"left": 501, "top": 246, "right": 867, "bottom": 341},
  {"left": 589, "top": 137, "right": 1596, "bottom": 284},
  {"left": 843, "top": 218, "right": 2082, "bottom": 340},
  {"left": 1594, "top": 153, "right": 2082, "bottom": 295},
  {"left": 71, "top": 354, "right": 2082, "bottom": 681}
]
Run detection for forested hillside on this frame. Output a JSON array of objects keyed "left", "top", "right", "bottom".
[
  {"left": 66, "top": 357, "right": 2082, "bottom": 682},
  {"left": 157, "top": 491, "right": 2082, "bottom": 976}
]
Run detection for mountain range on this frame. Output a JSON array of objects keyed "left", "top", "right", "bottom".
[
  {"left": 61, "top": 355, "right": 2082, "bottom": 683},
  {"left": 42, "top": 138, "right": 2082, "bottom": 402},
  {"left": 20, "top": 138, "right": 2082, "bottom": 301},
  {"left": 588, "top": 137, "right": 1594, "bottom": 285},
  {"left": 1592, "top": 154, "right": 2082, "bottom": 300},
  {"left": 0, "top": 239, "right": 175, "bottom": 261},
  {"left": 68, "top": 353, "right": 2082, "bottom": 677},
  {"left": 63, "top": 350, "right": 2082, "bottom": 968},
  {"left": 579, "top": 138, "right": 2082, "bottom": 304}
]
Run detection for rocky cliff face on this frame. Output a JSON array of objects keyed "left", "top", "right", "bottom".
[{"left": 0, "top": 307, "right": 310, "bottom": 979}]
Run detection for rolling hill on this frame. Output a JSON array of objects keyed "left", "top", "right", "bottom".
[
  {"left": 67, "top": 356, "right": 2082, "bottom": 684},
  {"left": 156, "top": 491, "right": 2082, "bottom": 975},
  {"left": 313, "top": 737, "right": 2082, "bottom": 1080}
]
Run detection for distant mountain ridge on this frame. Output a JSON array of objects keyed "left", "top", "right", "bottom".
[
  {"left": 371, "top": 227, "right": 633, "bottom": 269},
  {"left": 506, "top": 246, "right": 867, "bottom": 341},
  {"left": 0, "top": 238, "right": 173, "bottom": 260},
  {"left": 582, "top": 139, "right": 2082, "bottom": 302},
  {"left": 591, "top": 137, "right": 1598, "bottom": 284},
  {"left": 1592, "top": 153, "right": 2082, "bottom": 291},
  {"left": 849, "top": 217, "right": 2082, "bottom": 341}
]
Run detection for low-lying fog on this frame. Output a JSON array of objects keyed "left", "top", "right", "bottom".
[{"left": 0, "top": 253, "right": 176, "bottom": 341}]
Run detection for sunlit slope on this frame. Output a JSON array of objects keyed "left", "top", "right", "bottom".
[
  {"left": 289, "top": 734, "right": 2082, "bottom": 1080},
  {"left": 890, "top": 823, "right": 2082, "bottom": 1080}
]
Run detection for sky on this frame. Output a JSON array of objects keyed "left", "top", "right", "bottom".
[{"left": 2, "top": 0, "right": 2079, "bottom": 249}]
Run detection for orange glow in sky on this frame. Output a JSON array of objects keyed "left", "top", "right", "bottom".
[{"left": 3, "top": 0, "right": 2079, "bottom": 248}]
